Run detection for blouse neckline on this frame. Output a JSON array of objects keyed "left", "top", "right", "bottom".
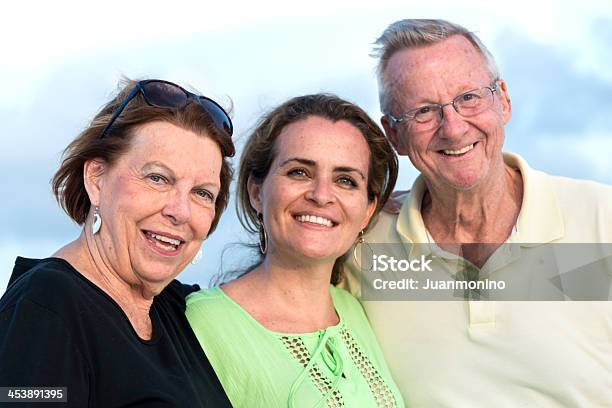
[{"left": 212, "top": 285, "right": 345, "bottom": 338}]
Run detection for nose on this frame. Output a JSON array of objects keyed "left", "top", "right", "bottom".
[
  {"left": 161, "top": 189, "right": 191, "bottom": 225},
  {"left": 305, "top": 177, "right": 336, "bottom": 206},
  {"left": 438, "top": 103, "right": 470, "bottom": 140}
]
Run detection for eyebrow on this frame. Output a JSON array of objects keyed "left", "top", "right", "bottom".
[
  {"left": 142, "top": 161, "right": 175, "bottom": 179},
  {"left": 142, "top": 161, "right": 220, "bottom": 191},
  {"left": 279, "top": 157, "right": 366, "bottom": 180},
  {"left": 410, "top": 85, "right": 484, "bottom": 106}
]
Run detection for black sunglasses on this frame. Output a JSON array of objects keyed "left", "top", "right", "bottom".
[{"left": 100, "top": 80, "right": 233, "bottom": 138}]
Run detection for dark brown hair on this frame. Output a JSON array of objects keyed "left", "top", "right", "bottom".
[
  {"left": 52, "top": 78, "right": 235, "bottom": 235},
  {"left": 236, "top": 93, "right": 398, "bottom": 284}
]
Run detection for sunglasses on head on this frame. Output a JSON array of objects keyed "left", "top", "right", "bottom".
[{"left": 99, "top": 79, "right": 233, "bottom": 139}]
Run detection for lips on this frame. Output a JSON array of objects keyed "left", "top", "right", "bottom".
[
  {"left": 439, "top": 142, "right": 478, "bottom": 156},
  {"left": 142, "top": 230, "right": 185, "bottom": 255},
  {"left": 294, "top": 213, "right": 336, "bottom": 227}
]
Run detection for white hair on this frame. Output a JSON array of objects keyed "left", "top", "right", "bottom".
[{"left": 373, "top": 19, "right": 500, "bottom": 115}]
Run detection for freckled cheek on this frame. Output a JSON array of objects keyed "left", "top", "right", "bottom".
[
  {"left": 407, "top": 145, "right": 430, "bottom": 170},
  {"left": 104, "top": 179, "right": 162, "bottom": 232},
  {"left": 342, "top": 195, "right": 370, "bottom": 220},
  {"left": 263, "top": 185, "right": 292, "bottom": 214},
  {"left": 191, "top": 207, "right": 216, "bottom": 236},
  {"left": 406, "top": 133, "right": 430, "bottom": 153},
  {"left": 109, "top": 175, "right": 149, "bottom": 201},
  {"left": 200, "top": 216, "right": 215, "bottom": 236},
  {"left": 481, "top": 126, "right": 505, "bottom": 152}
]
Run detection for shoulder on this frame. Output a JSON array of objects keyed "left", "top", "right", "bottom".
[
  {"left": 185, "top": 288, "right": 265, "bottom": 385},
  {"left": 548, "top": 173, "right": 612, "bottom": 202},
  {"left": 1, "top": 257, "right": 85, "bottom": 314},
  {"left": 369, "top": 211, "right": 400, "bottom": 234},
  {"left": 330, "top": 285, "right": 360, "bottom": 305},
  {"left": 526, "top": 168, "right": 612, "bottom": 242},
  {"left": 330, "top": 286, "right": 367, "bottom": 322},
  {"left": 518, "top": 152, "right": 612, "bottom": 206},
  {"left": 186, "top": 286, "right": 225, "bottom": 308},
  {"left": 155, "top": 279, "right": 200, "bottom": 312},
  {"left": 0, "top": 260, "right": 89, "bottom": 375},
  {"left": 365, "top": 189, "right": 413, "bottom": 243},
  {"left": 544, "top": 172, "right": 612, "bottom": 220},
  {"left": 185, "top": 287, "right": 231, "bottom": 328}
]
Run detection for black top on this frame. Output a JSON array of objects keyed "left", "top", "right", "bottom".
[{"left": 0, "top": 257, "right": 232, "bottom": 408}]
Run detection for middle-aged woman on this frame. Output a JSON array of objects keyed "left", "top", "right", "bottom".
[
  {"left": 186, "top": 94, "right": 404, "bottom": 407},
  {"left": 0, "top": 79, "right": 235, "bottom": 407}
]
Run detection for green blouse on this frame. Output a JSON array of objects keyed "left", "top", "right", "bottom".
[{"left": 186, "top": 285, "right": 404, "bottom": 408}]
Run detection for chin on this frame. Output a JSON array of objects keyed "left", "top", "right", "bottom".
[
  {"left": 444, "top": 170, "right": 485, "bottom": 191},
  {"left": 294, "top": 245, "right": 343, "bottom": 263},
  {"left": 136, "top": 262, "right": 183, "bottom": 285}
]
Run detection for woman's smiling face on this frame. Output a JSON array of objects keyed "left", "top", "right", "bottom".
[
  {"left": 87, "top": 121, "right": 222, "bottom": 294},
  {"left": 248, "top": 115, "right": 376, "bottom": 266}
]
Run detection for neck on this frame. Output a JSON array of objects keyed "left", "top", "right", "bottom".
[
  {"left": 225, "top": 249, "right": 338, "bottom": 333},
  {"left": 422, "top": 159, "right": 523, "bottom": 244},
  {"left": 54, "top": 230, "right": 154, "bottom": 339},
  {"left": 261, "top": 250, "right": 334, "bottom": 303}
]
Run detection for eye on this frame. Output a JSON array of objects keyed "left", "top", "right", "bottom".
[
  {"left": 417, "top": 106, "right": 432, "bottom": 115},
  {"left": 147, "top": 174, "right": 167, "bottom": 184},
  {"left": 195, "top": 189, "right": 215, "bottom": 203},
  {"left": 458, "top": 91, "right": 483, "bottom": 106},
  {"left": 337, "top": 175, "right": 357, "bottom": 188},
  {"left": 287, "top": 168, "right": 309, "bottom": 178}
]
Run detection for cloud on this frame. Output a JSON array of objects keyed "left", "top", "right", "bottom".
[
  {"left": 494, "top": 29, "right": 612, "bottom": 185},
  {"left": 2, "top": 10, "right": 612, "bottom": 293},
  {"left": 497, "top": 29, "right": 612, "bottom": 137}
]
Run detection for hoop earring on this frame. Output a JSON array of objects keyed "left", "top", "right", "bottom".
[
  {"left": 92, "top": 206, "right": 102, "bottom": 235},
  {"left": 352, "top": 230, "right": 373, "bottom": 271},
  {"left": 258, "top": 213, "right": 268, "bottom": 255}
]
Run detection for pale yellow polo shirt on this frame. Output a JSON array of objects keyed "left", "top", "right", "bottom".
[{"left": 343, "top": 153, "right": 612, "bottom": 407}]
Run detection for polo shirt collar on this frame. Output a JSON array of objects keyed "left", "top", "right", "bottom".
[
  {"left": 395, "top": 152, "right": 564, "bottom": 245},
  {"left": 396, "top": 175, "right": 427, "bottom": 245},
  {"left": 504, "top": 152, "right": 564, "bottom": 244}
]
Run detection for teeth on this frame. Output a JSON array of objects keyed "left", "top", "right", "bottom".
[
  {"left": 146, "top": 232, "right": 181, "bottom": 247},
  {"left": 155, "top": 241, "right": 176, "bottom": 251},
  {"left": 443, "top": 143, "right": 474, "bottom": 155},
  {"left": 296, "top": 214, "right": 333, "bottom": 227}
]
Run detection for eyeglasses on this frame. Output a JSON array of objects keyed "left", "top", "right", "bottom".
[
  {"left": 387, "top": 81, "right": 499, "bottom": 132},
  {"left": 100, "top": 80, "right": 233, "bottom": 138}
]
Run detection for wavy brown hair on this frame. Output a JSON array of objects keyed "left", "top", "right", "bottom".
[
  {"left": 236, "top": 94, "right": 398, "bottom": 284},
  {"left": 52, "top": 78, "right": 235, "bottom": 235}
]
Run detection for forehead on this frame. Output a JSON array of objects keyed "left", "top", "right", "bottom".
[
  {"left": 385, "top": 35, "right": 492, "bottom": 101},
  {"left": 274, "top": 116, "right": 370, "bottom": 171},
  {"left": 119, "top": 121, "right": 222, "bottom": 180}
]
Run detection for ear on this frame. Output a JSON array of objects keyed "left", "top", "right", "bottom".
[
  {"left": 360, "top": 197, "right": 378, "bottom": 231},
  {"left": 247, "top": 175, "right": 263, "bottom": 214},
  {"left": 381, "top": 115, "right": 407, "bottom": 155},
  {"left": 83, "top": 159, "right": 107, "bottom": 207},
  {"left": 497, "top": 79, "right": 512, "bottom": 124}
]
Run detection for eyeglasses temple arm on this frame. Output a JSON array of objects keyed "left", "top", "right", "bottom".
[{"left": 99, "top": 83, "right": 142, "bottom": 138}]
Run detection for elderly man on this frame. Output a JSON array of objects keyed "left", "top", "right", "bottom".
[{"left": 343, "top": 19, "right": 612, "bottom": 407}]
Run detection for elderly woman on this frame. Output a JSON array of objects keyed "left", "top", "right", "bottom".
[
  {"left": 0, "top": 79, "right": 234, "bottom": 407},
  {"left": 186, "top": 94, "right": 404, "bottom": 407}
]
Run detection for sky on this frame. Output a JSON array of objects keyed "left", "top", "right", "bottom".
[{"left": 1, "top": 0, "right": 611, "bottom": 291}]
